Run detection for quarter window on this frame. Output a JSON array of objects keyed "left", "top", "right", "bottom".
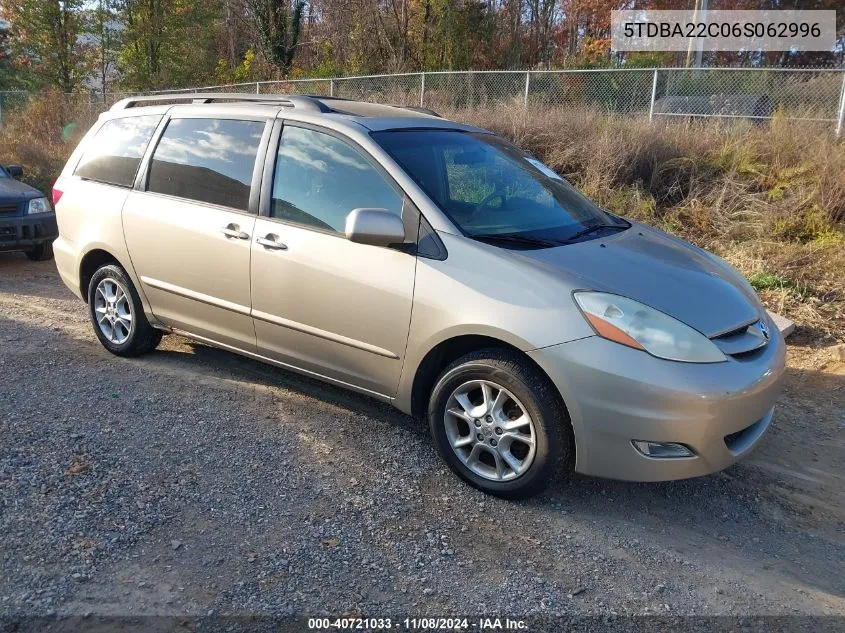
[
  {"left": 271, "top": 126, "right": 402, "bottom": 234},
  {"left": 147, "top": 118, "right": 265, "bottom": 211},
  {"left": 74, "top": 115, "right": 161, "bottom": 187}
]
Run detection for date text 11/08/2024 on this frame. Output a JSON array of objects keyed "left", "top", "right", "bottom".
[{"left": 308, "top": 617, "right": 529, "bottom": 630}]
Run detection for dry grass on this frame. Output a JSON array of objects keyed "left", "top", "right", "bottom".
[
  {"left": 454, "top": 104, "right": 845, "bottom": 343},
  {"left": 1, "top": 93, "right": 843, "bottom": 342},
  {"left": 0, "top": 90, "right": 98, "bottom": 192}
]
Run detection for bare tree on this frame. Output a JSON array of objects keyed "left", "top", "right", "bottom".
[{"left": 92, "top": 0, "right": 119, "bottom": 97}]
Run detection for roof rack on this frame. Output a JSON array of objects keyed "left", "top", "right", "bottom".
[
  {"left": 109, "top": 92, "right": 442, "bottom": 119},
  {"left": 110, "top": 93, "right": 334, "bottom": 113}
]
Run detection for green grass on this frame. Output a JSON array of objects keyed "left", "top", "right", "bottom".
[{"left": 748, "top": 272, "right": 795, "bottom": 292}]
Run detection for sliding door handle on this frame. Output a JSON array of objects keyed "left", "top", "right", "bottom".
[
  {"left": 221, "top": 223, "right": 249, "bottom": 239},
  {"left": 256, "top": 234, "right": 287, "bottom": 250}
]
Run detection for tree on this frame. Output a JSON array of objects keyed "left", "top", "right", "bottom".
[
  {"left": 91, "top": 0, "right": 120, "bottom": 97},
  {"left": 3, "top": 0, "right": 90, "bottom": 92},
  {"left": 246, "top": 0, "right": 307, "bottom": 76},
  {"left": 116, "top": 0, "right": 222, "bottom": 89},
  {"left": 526, "top": 0, "right": 557, "bottom": 68},
  {"left": 0, "top": 20, "right": 19, "bottom": 89}
]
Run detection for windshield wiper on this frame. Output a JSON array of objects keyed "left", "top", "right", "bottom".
[
  {"left": 562, "top": 223, "right": 627, "bottom": 243},
  {"left": 472, "top": 233, "right": 561, "bottom": 249}
]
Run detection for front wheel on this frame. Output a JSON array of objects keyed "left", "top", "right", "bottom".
[
  {"left": 88, "top": 264, "right": 162, "bottom": 357},
  {"left": 427, "top": 349, "right": 571, "bottom": 499},
  {"left": 25, "top": 242, "right": 53, "bottom": 261}
]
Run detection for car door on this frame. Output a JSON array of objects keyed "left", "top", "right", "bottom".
[
  {"left": 122, "top": 115, "right": 271, "bottom": 351},
  {"left": 249, "top": 122, "right": 417, "bottom": 398}
]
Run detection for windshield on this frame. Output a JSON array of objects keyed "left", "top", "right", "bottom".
[
  {"left": 372, "top": 129, "right": 628, "bottom": 247},
  {"left": 0, "top": 166, "right": 8, "bottom": 178}
]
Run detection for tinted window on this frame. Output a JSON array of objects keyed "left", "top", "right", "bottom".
[
  {"left": 147, "top": 118, "right": 265, "bottom": 211},
  {"left": 271, "top": 126, "right": 402, "bottom": 233},
  {"left": 74, "top": 115, "right": 161, "bottom": 187}
]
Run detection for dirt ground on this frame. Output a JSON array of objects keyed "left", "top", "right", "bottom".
[{"left": 0, "top": 252, "right": 843, "bottom": 620}]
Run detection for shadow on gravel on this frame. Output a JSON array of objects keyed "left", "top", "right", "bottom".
[
  {"left": 145, "top": 337, "right": 845, "bottom": 600},
  {"left": 150, "top": 339, "right": 418, "bottom": 433},
  {"left": 0, "top": 252, "right": 29, "bottom": 264},
  {"left": 3, "top": 310, "right": 843, "bottom": 607}
]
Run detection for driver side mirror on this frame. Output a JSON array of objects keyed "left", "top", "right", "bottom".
[
  {"left": 345, "top": 208, "right": 405, "bottom": 247},
  {"left": 6, "top": 164, "right": 23, "bottom": 179}
]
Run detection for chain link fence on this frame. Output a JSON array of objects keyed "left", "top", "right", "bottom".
[
  {"left": 178, "top": 68, "right": 845, "bottom": 133},
  {"left": 3, "top": 67, "right": 845, "bottom": 133}
]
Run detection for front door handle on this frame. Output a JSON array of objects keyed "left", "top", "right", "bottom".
[
  {"left": 221, "top": 223, "right": 249, "bottom": 240},
  {"left": 256, "top": 234, "right": 287, "bottom": 250}
]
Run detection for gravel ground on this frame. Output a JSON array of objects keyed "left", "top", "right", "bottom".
[{"left": 1, "top": 253, "right": 843, "bottom": 620}]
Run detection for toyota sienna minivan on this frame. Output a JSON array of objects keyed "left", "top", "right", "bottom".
[{"left": 53, "top": 93, "right": 786, "bottom": 498}]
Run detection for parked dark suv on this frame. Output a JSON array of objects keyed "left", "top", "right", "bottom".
[{"left": 0, "top": 164, "right": 57, "bottom": 260}]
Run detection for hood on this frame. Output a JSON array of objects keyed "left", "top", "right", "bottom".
[
  {"left": 515, "top": 224, "right": 760, "bottom": 338},
  {"left": 0, "top": 177, "right": 43, "bottom": 201}
]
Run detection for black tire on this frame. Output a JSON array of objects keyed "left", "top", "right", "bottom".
[
  {"left": 427, "top": 348, "right": 571, "bottom": 499},
  {"left": 87, "top": 264, "right": 162, "bottom": 357},
  {"left": 25, "top": 242, "right": 54, "bottom": 261}
]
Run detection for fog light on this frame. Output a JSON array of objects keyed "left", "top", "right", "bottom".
[{"left": 632, "top": 440, "right": 694, "bottom": 459}]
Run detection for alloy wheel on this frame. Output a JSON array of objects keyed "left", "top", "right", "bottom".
[
  {"left": 443, "top": 379, "right": 537, "bottom": 481},
  {"left": 94, "top": 278, "right": 133, "bottom": 345}
]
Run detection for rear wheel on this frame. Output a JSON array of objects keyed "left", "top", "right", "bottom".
[
  {"left": 87, "top": 264, "right": 161, "bottom": 357},
  {"left": 427, "top": 348, "right": 571, "bottom": 499},
  {"left": 25, "top": 242, "right": 53, "bottom": 261}
]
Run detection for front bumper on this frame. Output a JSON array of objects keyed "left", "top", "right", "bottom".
[
  {"left": 0, "top": 212, "right": 58, "bottom": 251},
  {"left": 528, "top": 318, "right": 786, "bottom": 482}
]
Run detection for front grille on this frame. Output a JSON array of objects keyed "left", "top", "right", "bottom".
[
  {"left": 711, "top": 318, "right": 769, "bottom": 357},
  {"left": 0, "top": 203, "right": 20, "bottom": 216}
]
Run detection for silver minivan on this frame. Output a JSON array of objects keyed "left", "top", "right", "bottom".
[{"left": 53, "top": 94, "right": 786, "bottom": 498}]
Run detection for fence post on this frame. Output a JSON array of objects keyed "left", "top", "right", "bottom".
[
  {"left": 524, "top": 71, "right": 530, "bottom": 106},
  {"left": 255, "top": 82, "right": 260, "bottom": 94},
  {"left": 836, "top": 72, "right": 845, "bottom": 138},
  {"left": 467, "top": 72, "right": 473, "bottom": 109},
  {"left": 648, "top": 69, "right": 659, "bottom": 122},
  {"left": 330, "top": 79, "right": 335, "bottom": 97},
  {"left": 420, "top": 72, "right": 426, "bottom": 107}
]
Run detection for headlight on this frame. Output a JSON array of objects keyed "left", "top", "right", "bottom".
[
  {"left": 573, "top": 291, "right": 726, "bottom": 363},
  {"left": 26, "top": 197, "right": 51, "bottom": 215}
]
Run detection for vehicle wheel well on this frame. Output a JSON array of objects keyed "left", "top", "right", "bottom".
[
  {"left": 79, "top": 249, "right": 120, "bottom": 302},
  {"left": 410, "top": 335, "right": 566, "bottom": 418},
  {"left": 411, "top": 335, "right": 576, "bottom": 469}
]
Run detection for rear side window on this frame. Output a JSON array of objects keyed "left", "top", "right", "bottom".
[
  {"left": 74, "top": 115, "right": 161, "bottom": 187},
  {"left": 147, "top": 118, "right": 265, "bottom": 211}
]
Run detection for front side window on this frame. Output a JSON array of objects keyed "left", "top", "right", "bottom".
[
  {"left": 147, "top": 118, "right": 265, "bottom": 211},
  {"left": 373, "top": 129, "right": 628, "bottom": 248},
  {"left": 74, "top": 115, "right": 161, "bottom": 187},
  {"left": 271, "top": 126, "right": 402, "bottom": 234}
]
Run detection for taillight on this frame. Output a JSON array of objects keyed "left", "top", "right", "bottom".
[{"left": 52, "top": 184, "right": 63, "bottom": 206}]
